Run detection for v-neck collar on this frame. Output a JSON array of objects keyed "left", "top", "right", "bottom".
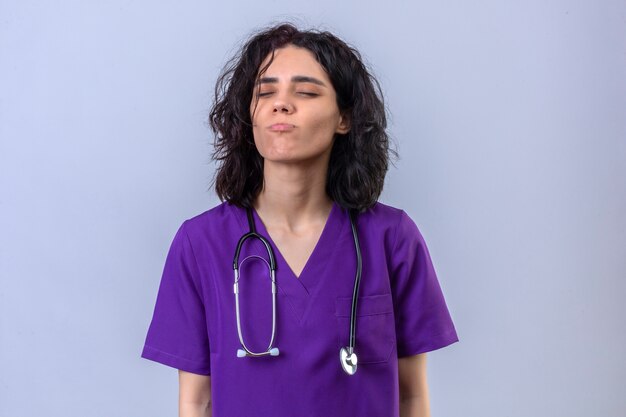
[
  {"left": 250, "top": 200, "right": 338, "bottom": 282},
  {"left": 233, "top": 200, "right": 347, "bottom": 323}
]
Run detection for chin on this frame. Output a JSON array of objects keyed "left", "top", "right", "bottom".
[
  {"left": 261, "top": 147, "right": 301, "bottom": 161},
  {"left": 259, "top": 147, "right": 329, "bottom": 165}
]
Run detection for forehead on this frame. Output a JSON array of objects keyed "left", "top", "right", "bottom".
[{"left": 258, "top": 45, "right": 327, "bottom": 78}]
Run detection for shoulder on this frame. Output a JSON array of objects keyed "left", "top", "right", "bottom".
[
  {"left": 358, "top": 200, "right": 404, "bottom": 227},
  {"left": 358, "top": 201, "right": 426, "bottom": 251},
  {"left": 178, "top": 200, "right": 241, "bottom": 240},
  {"left": 358, "top": 201, "right": 416, "bottom": 234}
]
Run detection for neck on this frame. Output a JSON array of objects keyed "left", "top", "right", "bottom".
[{"left": 253, "top": 160, "right": 333, "bottom": 232}]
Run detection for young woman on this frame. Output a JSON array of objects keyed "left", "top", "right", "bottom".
[{"left": 141, "top": 22, "right": 459, "bottom": 417}]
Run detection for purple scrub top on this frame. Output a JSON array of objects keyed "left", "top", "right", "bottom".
[{"left": 141, "top": 200, "right": 459, "bottom": 416}]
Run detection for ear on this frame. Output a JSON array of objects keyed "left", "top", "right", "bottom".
[{"left": 336, "top": 113, "right": 351, "bottom": 135}]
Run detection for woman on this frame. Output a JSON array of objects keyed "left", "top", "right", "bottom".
[{"left": 141, "top": 22, "right": 459, "bottom": 417}]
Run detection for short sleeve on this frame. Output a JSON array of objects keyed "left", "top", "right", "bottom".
[
  {"left": 141, "top": 221, "right": 211, "bottom": 375},
  {"left": 390, "top": 211, "right": 459, "bottom": 357}
]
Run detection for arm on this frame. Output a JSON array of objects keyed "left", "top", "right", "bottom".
[
  {"left": 398, "top": 353, "right": 430, "bottom": 417},
  {"left": 179, "top": 370, "right": 212, "bottom": 417}
]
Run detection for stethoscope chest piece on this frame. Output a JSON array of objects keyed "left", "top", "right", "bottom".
[{"left": 340, "top": 346, "right": 358, "bottom": 375}]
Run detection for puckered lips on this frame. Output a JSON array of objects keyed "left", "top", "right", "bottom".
[{"left": 268, "top": 123, "right": 296, "bottom": 132}]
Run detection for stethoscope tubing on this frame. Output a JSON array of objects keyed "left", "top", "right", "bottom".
[
  {"left": 233, "top": 210, "right": 279, "bottom": 357},
  {"left": 346, "top": 208, "right": 362, "bottom": 356},
  {"left": 234, "top": 265, "right": 278, "bottom": 357}
]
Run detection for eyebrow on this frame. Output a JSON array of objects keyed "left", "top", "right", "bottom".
[{"left": 257, "top": 75, "right": 327, "bottom": 87}]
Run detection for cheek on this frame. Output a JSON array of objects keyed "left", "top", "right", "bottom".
[
  {"left": 249, "top": 103, "right": 259, "bottom": 125},
  {"left": 307, "top": 109, "right": 342, "bottom": 137},
  {"left": 249, "top": 95, "right": 267, "bottom": 124}
]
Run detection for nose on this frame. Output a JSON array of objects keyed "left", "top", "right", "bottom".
[{"left": 273, "top": 99, "right": 294, "bottom": 114}]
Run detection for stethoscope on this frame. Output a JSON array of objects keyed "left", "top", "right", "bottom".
[{"left": 233, "top": 204, "right": 363, "bottom": 375}]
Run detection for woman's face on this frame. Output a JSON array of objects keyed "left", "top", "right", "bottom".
[{"left": 250, "top": 44, "right": 350, "bottom": 166}]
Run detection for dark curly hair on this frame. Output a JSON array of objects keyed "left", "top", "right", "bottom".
[{"left": 208, "top": 22, "right": 398, "bottom": 212}]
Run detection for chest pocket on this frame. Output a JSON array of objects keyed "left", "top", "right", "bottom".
[{"left": 335, "top": 293, "right": 396, "bottom": 364}]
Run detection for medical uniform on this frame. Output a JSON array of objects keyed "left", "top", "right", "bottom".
[{"left": 141, "top": 200, "right": 459, "bottom": 416}]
